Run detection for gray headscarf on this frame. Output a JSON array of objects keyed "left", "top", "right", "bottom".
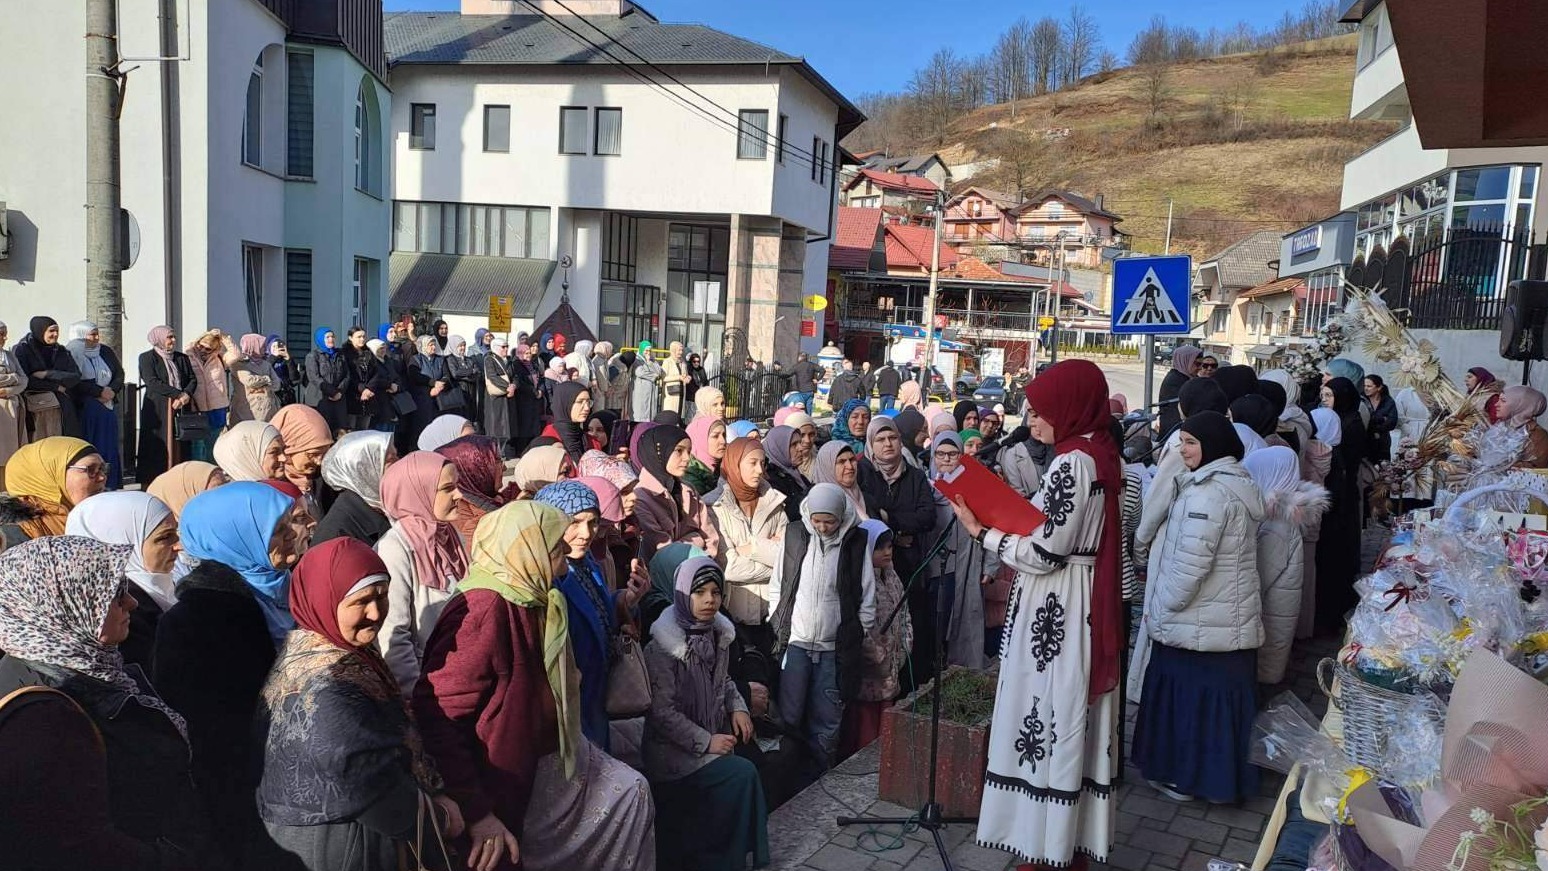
[{"left": 321, "top": 430, "right": 394, "bottom": 510}]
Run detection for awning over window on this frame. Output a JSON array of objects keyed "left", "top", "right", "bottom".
[
  {"left": 1247, "top": 344, "right": 1284, "bottom": 358},
  {"left": 389, "top": 252, "right": 555, "bottom": 316}
]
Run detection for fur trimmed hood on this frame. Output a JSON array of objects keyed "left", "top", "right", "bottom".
[
  {"left": 1262, "top": 480, "right": 1330, "bottom": 531},
  {"left": 649, "top": 608, "right": 736, "bottom": 661}
]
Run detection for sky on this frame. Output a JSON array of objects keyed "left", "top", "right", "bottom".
[{"left": 383, "top": 0, "right": 1310, "bottom": 97}]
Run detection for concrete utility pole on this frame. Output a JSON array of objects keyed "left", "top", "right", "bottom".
[
  {"left": 86, "top": 0, "right": 125, "bottom": 351},
  {"left": 918, "top": 190, "right": 945, "bottom": 388}
]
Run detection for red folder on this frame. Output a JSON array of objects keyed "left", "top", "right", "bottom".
[{"left": 933, "top": 454, "right": 1047, "bottom": 537}]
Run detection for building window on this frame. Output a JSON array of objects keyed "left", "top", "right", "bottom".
[
  {"left": 286, "top": 51, "right": 314, "bottom": 177},
  {"left": 594, "top": 108, "right": 622, "bottom": 156},
  {"left": 1209, "top": 306, "right": 1229, "bottom": 335},
  {"left": 737, "top": 109, "right": 768, "bottom": 160},
  {"left": 1046, "top": 201, "right": 1064, "bottom": 217},
  {"left": 603, "top": 213, "right": 638, "bottom": 283},
  {"left": 243, "top": 244, "right": 265, "bottom": 333},
  {"left": 392, "top": 200, "right": 551, "bottom": 259},
  {"left": 352, "top": 258, "right": 375, "bottom": 326},
  {"left": 817, "top": 140, "right": 830, "bottom": 186},
  {"left": 559, "top": 106, "right": 587, "bottom": 155},
  {"left": 409, "top": 103, "right": 436, "bottom": 150},
  {"left": 244, "top": 54, "right": 264, "bottom": 167},
  {"left": 285, "top": 250, "right": 313, "bottom": 352},
  {"left": 353, "top": 82, "right": 380, "bottom": 195},
  {"left": 483, "top": 105, "right": 510, "bottom": 153},
  {"left": 811, "top": 137, "right": 822, "bottom": 182},
  {"left": 1302, "top": 267, "right": 1344, "bottom": 335},
  {"left": 776, "top": 114, "right": 787, "bottom": 164}
]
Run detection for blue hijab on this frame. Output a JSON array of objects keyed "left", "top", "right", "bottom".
[
  {"left": 376, "top": 323, "right": 393, "bottom": 342},
  {"left": 180, "top": 482, "right": 297, "bottom": 645},
  {"left": 535, "top": 481, "right": 615, "bottom": 749},
  {"left": 834, "top": 397, "right": 869, "bottom": 454},
  {"left": 314, "top": 327, "right": 337, "bottom": 357}
]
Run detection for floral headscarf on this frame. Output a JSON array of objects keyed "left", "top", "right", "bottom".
[
  {"left": 578, "top": 449, "right": 638, "bottom": 493},
  {"left": 0, "top": 536, "right": 187, "bottom": 738}
]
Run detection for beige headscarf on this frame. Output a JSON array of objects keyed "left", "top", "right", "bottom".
[
  {"left": 145, "top": 461, "right": 224, "bottom": 518},
  {"left": 514, "top": 444, "right": 570, "bottom": 494},
  {"left": 214, "top": 420, "right": 282, "bottom": 481}
]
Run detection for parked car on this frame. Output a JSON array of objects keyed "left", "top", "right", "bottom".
[
  {"left": 954, "top": 371, "right": 980, "bottom": 398},
  {"left": 1153, "top": 340, "right": 1176, "bottom": 364},
  {"left": 972, "top": 376, "right": 1007, "bottom": 407}
]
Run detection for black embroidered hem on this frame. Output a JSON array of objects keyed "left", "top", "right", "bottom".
[
  {"left": 1032, "top": 542, "right": 1067, "bottom": 566},
  {"left": 1070, "top": 548, "right": 1099, "bottom": 558},
  {"left": 975, "top": 837, "right": 1109, "bottom": 868},
  {"left": 983, "top": 771, "right": 1114, "bottom": 805}
]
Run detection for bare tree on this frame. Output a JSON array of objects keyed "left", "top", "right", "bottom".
[
  {"left": 982, "top": 129, "right": 1065, "bottom": 198},
  {"left": 1127, "top": 14, "right": 1171, "bottom": 66},
  {"left": 1030, "top": 17, "right": 1063, "bottom": 95},
  {"left": 1142, "top": 63, "right": 1172, "bottom": 122},
  {"left": 910, "top": 48, "right": 964, "bottom": 145},
  {"left": 991, "top": 18, "right": 1034, "bottom": 117},
  {"left": 1097, "top": 49, "right": 1119, "bottom": 74},
  {"left": 959, "top": 57, "right": 994, "bottom": 112},
  {"left": 1061, "top": 6, "right": 1100, "bottom": 88}
]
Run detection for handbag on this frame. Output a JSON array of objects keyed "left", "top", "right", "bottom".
[
  {"left": 606, "top": 634, "right": 652, "bottom": 718},
  {"left": 401, "top": 789, "right": 454, "bottom": 871},
  {"left": 434, "top": 384, "right": 467, "bottom": 412},
  {"left": 486, "top": 376, "right": 507, "bottom": 397},
  {"left": 22, "top": 391, "right": 59, "bottom": 413},
  {"left": 174, "top": 411, "right": 209, "bottom": 442},
  {"left": 391, "top": 391, "right": 419, "bottom": 418}
]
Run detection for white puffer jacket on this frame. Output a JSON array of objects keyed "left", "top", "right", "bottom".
[
  {"left": 1255, "top": 480, "right": 1328, "bottom": 683},
  {"left": 1147, "top": 458, "right": 1266, "bottom": 653}
]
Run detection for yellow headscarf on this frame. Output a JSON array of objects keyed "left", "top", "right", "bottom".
[
  {"left": 456, "top": 501, "right": 583, "bottom": 778},
  {"left": 7, "top": 437, "right": 95, "bottom": 538}
]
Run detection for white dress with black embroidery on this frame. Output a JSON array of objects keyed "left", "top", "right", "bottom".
[{"left": 975, "top": 448, "right": 1116, "bottom": 867}]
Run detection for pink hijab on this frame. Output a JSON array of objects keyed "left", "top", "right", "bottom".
[
  {"left": 380, "top": 452, "right": 469, "bottom": 591},
  {"left": 576, "top": 475, "right": 625, "bottom": 523},
  {"left": 686, "top": 416, "right": 725, "bottom": 468}
]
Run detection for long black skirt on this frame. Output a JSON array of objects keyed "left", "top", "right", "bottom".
[{"left": 1131, "top": 643, "right": 1259, "bottom": 804}]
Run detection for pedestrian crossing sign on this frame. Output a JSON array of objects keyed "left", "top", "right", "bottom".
[{"left": 1111, "top": 254, "right": 1192, "bottom": 335}]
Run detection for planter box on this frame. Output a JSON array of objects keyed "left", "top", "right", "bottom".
[{"left": 877, "top": 668, "right": 992, "bottom": 818}]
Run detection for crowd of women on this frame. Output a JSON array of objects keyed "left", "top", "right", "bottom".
[{"left": 3, "top": 307, "right": 1546, "bottom": 871}]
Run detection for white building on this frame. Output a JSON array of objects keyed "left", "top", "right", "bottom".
[
  {"left": 384, "top": 0, "right": 863, "bottom": 367},
  {"left": 0, "top": 0, "right": 391, "bottom": 355},
  {"left": 1337, "top": 0, "right": 1547, "bottom": 388}
]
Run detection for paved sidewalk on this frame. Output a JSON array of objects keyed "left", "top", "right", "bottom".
[{"left": 766, "top": 530, "right": 1385, "bottom": 871}]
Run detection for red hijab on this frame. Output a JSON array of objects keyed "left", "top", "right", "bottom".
[
  {"left": 288, "top": 538, "right": 395, "bottom": 684},
  {"left": 1023, "top": 359, "right": 1122, "bottom": 704}
]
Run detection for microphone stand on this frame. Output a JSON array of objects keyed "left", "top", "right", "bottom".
[{"left": 836, "top": 514, "right": 976, "bottom": 871}]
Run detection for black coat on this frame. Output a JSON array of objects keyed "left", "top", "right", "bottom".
[
  {"left": 0, "top": 656, "right": 221, "bottom": 869},
  {"left": 312, "top": 489, "right": 391, "bottom": 547},
  {"left": 763, "top": 463, "right": 808, "bottom": 523},
  {"left": 136, "top": 349, "right": 198, "bottom": 486},
  {"left": 827, "top": 371, "right": 864, "bottom": 411},
  {"left": 510, "top": 359, "right": 543, "bottom": 439},
  {"left": 120, "top": 587, "right": 164, "bottom": 676},
  {"left": 344, "top": 347, "right": 391, "bottom": 423},
  {"left": 152, "top": 561, "right": 276, "bottom": 870},
  {"left": 1365, "top": 394, "right": 1399, "bottom": 463},
  {"left": 70, "top": 344, "right": 126, "bottom": 409},
  {"left": 875, "top": 365, "right": 902, "bottom": 397},
  {"left": 14, "top": 337, "right": 83, "bottom": 437},
  {"left": 772, "top": 525, "right": 868, "bottom": 701},
  {"left": 483, "top": 353, "right": 516, "bottom": 440},
  {"left": 303, "top": 350, "right": 351, "bottom": 431},
  {"left": 791, "top": 360, "right": 820, "bottom": 393},
  {"left": 1157, "top": 368, "right": 1190, "bottom": 436},
  {"left": 856, "top": 458, "right": 937, "bottom": 580}
]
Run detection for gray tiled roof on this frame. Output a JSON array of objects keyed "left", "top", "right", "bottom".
[
  {"left": 383, "top": 12, "right": 863, "bottom": 129},
  {"left": 1200, "top": 229, "right": 1283, "bottom": 289},
  {"left": 389, "top": 252, "right": 556, "bottom": 316}
]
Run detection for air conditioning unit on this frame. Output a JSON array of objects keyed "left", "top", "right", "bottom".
[{"left": 0, "top": 202, "right": 9, "bottom": 261}]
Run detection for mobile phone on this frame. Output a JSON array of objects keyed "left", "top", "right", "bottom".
[{"left": 611, "top": 419, "right": 638, "bottom": 453}]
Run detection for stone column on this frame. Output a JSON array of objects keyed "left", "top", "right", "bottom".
[{"left": 726, "top": 214, "right": 792, "bottom": 366}]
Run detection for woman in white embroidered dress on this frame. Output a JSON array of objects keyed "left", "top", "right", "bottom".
[{"left": 949, "top": 359, "right": 1121, "bottom": 869}]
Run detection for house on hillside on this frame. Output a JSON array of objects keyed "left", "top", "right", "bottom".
[
  {"left": 861, "top": 153, "right": 952, "bottom": 189},
  {"left": 1193, "top": 230, "right": 1282, "bottom": 365},
  {"left": 0, "top": 0, "right": 391, "bottom": 354},
  {"left": 1334, "top": 0, "right": 1548, "bottom": 388},
  {"left": 384, "top": 0, "right": 864, "bottom": 369},
  {"left": 842, "top": 169, "right": 940, "bottom": 215},
  {"left": 1012, "top": 191, "right": 1127, "bottom": 269},
  {"left": 942, "top": 186, "right": 1023, "bottom": 258}
]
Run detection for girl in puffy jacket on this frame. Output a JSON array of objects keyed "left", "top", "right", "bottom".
[
  {"left": 1242, "top": 446, "right": 1328, "bottom": 685},
  {"left": 1131, "top": 411, "right": 1265, "bottom": 805}
]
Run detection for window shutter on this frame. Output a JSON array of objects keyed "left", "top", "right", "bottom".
[
  {"left": 286, "top": 250, "right": 313, "bottom": 352},
  {"left": 286, "top": 52, "right": 314, "bottom": 177}
]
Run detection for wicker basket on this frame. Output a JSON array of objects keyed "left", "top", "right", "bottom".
[{"left": 1316, "top": 658, "right": 1418, "bottom": 772}]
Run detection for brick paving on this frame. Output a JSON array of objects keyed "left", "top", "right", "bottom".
[{"left": 767, "top": 530, "right": 1386, "bottom": 871}]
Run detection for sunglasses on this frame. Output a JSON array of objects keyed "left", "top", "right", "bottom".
[{"left": 1198, "top": 362, "right": 1218, "bottom": 370}]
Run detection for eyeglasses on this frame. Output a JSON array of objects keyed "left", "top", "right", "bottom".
[
  {"left": 933, "top": 450, "right": 961, "bottom": 460},
  {"left": 68, "top": 463, "right": 111, "bottom": 480}
]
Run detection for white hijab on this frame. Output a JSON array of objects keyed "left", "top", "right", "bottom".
[
  {"left": 417, "top": 413, "right": 470, "bottom": 452},
  {"left": 1311, "top": 407, "right": 1343, "bottom": 447},
  {"left": 66, "top": 320, "right": 114, "bottom": 389},
  {"left": 1243, "top": 445, "right": 1301, "bottom": 494},
  {"left": 65, "top": 492, "right": 177, "bottom": 610},
  {"left": 1234, "top": 422, "right": 1267, "bottom": 457}
]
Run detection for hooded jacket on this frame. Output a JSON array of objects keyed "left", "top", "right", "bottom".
[
  {"left": 641, "top": 610, "right": 747, "bottom": 782},
  {"left": 635, "top": 468, "right": 723, "bottom": 566},
  {"left": 827, "top": 369, "right": 864, "bottom": 411},
  {"left": 1254, "top": 481, "right": 1328, "bottom": 683},
  {"left": 1146, "top": 458, "right": 1265, "bottom": 653}
]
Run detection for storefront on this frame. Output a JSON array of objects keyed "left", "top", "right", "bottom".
[
  {"left": 1350, "top": 164, "right": 1537, "bottom": 258},
  {"left": 1278, "top": 212, "right": 1357, "bottom": 339}
]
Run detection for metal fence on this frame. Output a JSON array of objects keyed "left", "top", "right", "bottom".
[
  {"left": 1348, "top": 224, "right": 1548, "bottom": 330},
  {"left": 708, "top": 372, "right": 793, "bottom": 424}
]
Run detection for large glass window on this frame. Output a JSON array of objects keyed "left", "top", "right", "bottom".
[
  {"left": 243, "top": 244, "right": 265, "bottom": 333},
  {"left": 666, "top": 224, "right": 730, "bottom": 354},
  {"left": 244, "top": 54, "right": 263, "bottom": 167},
  {"left": 392, "top": 201, "right": 551, "bottom": 259},
  {"left": 353, "top": 82, "right": 380, "bottom": 195},
  {"left": 603, "top": 213, "right": 638, "bottom": 283},
  {"left": 737, "top": 110, "right": 768, "bottom": 160},
  {"left": 1301, "top": 267, "right": 1344, "bottom": 335},
  {"left": 286, "top": 51, "right": 313, "bottom": 177},
  {"left": 1356, "top": 164, "right": 1540, "bottom": 258}
]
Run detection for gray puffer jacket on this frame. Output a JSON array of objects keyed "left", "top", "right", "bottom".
[
  {"left": 1146, "top": 457, "right": 1266, "bottom": 653},
  {"left": 1255, "top": 480, "right": 1328, "bottom": 683},
  {"left": 642, "top": 609, "right": 747, "bottom": 783}
]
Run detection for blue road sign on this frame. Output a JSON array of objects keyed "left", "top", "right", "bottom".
[{"left": 1111, "top": 254, "right": 1192, "bottom": 335}]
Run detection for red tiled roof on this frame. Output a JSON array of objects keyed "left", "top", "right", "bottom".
[
  {"left": 949, "top": 256, "right": 1037, "bottom": 283},
  {"left": 1239, "top": 276, "right": 1306, "bottom": 299},
  {"left": 883, "top": 223, "right": 959, "bottom": 272},
  {"left": 851, "top": 168, "right": 941, "bottom": 196},
  {"left": 832, "top": 207, "right": 883, "bottom": 272}
]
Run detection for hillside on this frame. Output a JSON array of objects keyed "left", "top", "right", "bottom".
[{"left": 860, "top": 35, "right": 1398, "bottom": 259}]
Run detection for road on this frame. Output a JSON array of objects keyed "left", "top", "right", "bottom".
[{"left": 998, "top": 358, "right": 1157, "bottom": 426}]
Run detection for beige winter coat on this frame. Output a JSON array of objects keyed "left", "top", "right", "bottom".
[
  {"left": 375, "top": 525, "right": 458, "bottom": 697},
  {"left": 707, "top": 486, "right": 789, "bottom": 625},
  {"left": 230, "top": 357, "right": 280, "bottom": 423}
]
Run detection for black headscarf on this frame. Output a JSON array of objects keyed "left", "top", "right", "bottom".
[
  {"left": 550, "top": 381, "right": 590, "bottom": 461},
  {"left": 1255, "top": 379, "right": 1289, "bottom": 418},
  {"left": 1214, "top": 365, "right": 1259, "bottom": 403},
  {"left": 1178, "top": 377, "right": 1230, "bottom": 418},
  {"left": 894, "top": 408, "right": 926, "bottom": 449},
  {"left": 637, "top": 425, "right": 690, "bottom": 487},
  {"left": 653, "top": 410, "right": 683, "bottom": 427},
  {"left": 952, "top": 401, "right": 977, "bottom": 430},
  {"left": 1326, "top": 376, "right": 1362, "bottom": 417},
  {"left": 619, "top": 350, "right": 637, "bottom": 369},
  {"left": 1179, "top": 411, "right": 1244, "bottom": 467},
  {"left": 431, "top": 319, "right": 448, "bottom": 351},
  {"left": 1229, "top": 394, "right": 1277, "bottom": 437},
  {"left": 586, "top": 409, "right": 619, "bottom": 452},
  {"left": 27, "top": 316, "right": 58, "bottom": 346}
]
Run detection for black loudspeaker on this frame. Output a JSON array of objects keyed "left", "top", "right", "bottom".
[{"left": 1500, "top": 280, "right": 1548, "bottom": 361}]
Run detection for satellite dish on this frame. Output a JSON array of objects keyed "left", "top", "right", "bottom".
[{"left": 559, "top": 254, "right": 574, "bottom": 269}]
